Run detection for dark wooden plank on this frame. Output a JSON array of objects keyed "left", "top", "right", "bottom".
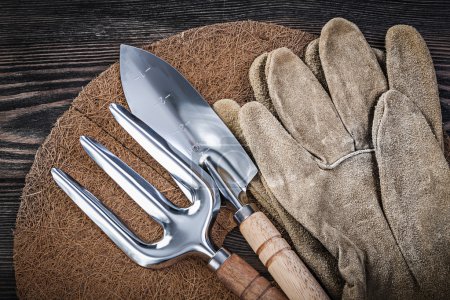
[{"left": 1, "top": 1, "right": 449, "bottom": 298}]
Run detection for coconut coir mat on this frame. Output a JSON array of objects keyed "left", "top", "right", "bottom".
[{"left": 14, "top": 21, "right": 316, "bottom": 299}]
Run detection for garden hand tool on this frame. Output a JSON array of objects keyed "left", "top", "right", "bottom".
[
  {"left": 120, "top": 45, "right": 329, "bottom": 300},
  {"left": 215, "top": 17, "right": 449, "bottom": 299},
  {"left": 52, "top": 104, "right": 286, "bottom": 300}
]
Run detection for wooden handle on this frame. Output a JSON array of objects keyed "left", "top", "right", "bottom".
[
  {"left": 216, "top": 253, "right": 287, "bottom": 300},
  {"left": 240, "top": 211, "right": 329, "bottom": 300}
]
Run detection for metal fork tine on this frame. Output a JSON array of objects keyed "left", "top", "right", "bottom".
[
  {"left": 109, "top": 103, "right": 200, "bottom": 193},
  {"left": 80, "top": 136, "right": 178, "bottom": 225},
  {"left": 51, "top": 168, "right": 151, "bottom": 261}
]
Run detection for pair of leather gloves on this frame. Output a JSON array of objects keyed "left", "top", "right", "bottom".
[{"left": 214, "top": 18, "right": 449, "bottom": 299}]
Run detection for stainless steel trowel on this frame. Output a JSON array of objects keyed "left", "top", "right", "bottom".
[{"left": 119, "top": 44, "right": 329, "bottom": 300}]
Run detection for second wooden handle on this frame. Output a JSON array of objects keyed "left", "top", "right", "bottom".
[
  {"left": 216, "top": 253, "right": 287, "bottom": 300},
  {"left": 240, "top": 211, "right": 329, "bottom": 300}
]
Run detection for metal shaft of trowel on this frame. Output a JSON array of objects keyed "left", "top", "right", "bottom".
[{"left": 202, "top": 156, "right": 258, "bottom": 224}]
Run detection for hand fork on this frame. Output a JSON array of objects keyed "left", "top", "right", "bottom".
[{"left": 51, "top": 104, "right": 286, "bottom": 300}]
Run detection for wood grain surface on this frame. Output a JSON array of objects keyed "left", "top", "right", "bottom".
[
  {"left": 240, "top": 212, "right": 330, "bottom": 300},
  {"left": 1, "top": 1, "right": 449, "bottom": 298},
  {"left": 216, "top": 253, "right": 287, "bottom": 299}
]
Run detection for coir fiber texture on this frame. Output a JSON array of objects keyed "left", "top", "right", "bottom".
[{"left": 14, "top": 21, "right": 315, "bottom": 299}]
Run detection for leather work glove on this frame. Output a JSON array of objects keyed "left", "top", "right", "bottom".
[{"left": 214, "top": 18, "right": 449, "bottom": 299}]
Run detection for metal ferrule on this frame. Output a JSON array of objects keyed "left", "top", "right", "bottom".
[
  {"left": 234, "top": 203, "right": 258, "bottom": 224},
  {"left": 208, "top": 248, "right": 231, "bottom": 271}
]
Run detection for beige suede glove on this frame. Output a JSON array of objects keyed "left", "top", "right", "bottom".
[{"left": 214, "top": 18, "right": 449, "bottom": 299}]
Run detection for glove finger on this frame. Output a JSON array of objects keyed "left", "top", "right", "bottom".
[
  {"left": 304, "top": 38, "right": 328, "bottom": 90},
  {"left": 306, "top": 38, "right": 387, "bottom": 90},
  {"left": 239, "top": 101, "right": 319, "bottom": 188},
  {"left": 373, "top": 90, "right": 450, "bottom": 298},
  {"left": 248, "top": 52, "right": 276, "bottom": 114},
  {"left": 265, "top": 47, "right": 354, "bottom": 163},
  {"left": 213, "top": 99, "right": 244, "bottom": 142},
  {"left": 372, "top": 48, "right": 386, "bottom": 73},
  {"left": 385, "top": 25, "right": 443, "bottom": 148},
  {"left": 320, "top": 18, "right": 388, "bottom": 150}
]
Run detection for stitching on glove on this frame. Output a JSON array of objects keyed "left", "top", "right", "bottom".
[{"left": 315, "top": 149, "right": 375, "bottom": 169}]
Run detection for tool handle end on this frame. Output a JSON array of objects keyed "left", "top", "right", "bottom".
[{"left": 216, "top": 253, "right": 287, "bottom": 300}]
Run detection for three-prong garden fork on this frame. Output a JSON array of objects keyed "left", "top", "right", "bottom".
[{"left": 51, "top": 104, "right": 286, "bottom": 300}]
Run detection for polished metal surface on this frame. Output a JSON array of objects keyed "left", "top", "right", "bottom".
[
  {"left": 51, "top": 105, "right": 225, "bottom": 269},
  {"left": 208, "top": 248, "right": 231, "bottom": 271},
  {"left": 120, "top": 45, "right": 258, "bottom": 210},
  {"left": 234, "top": 203, "right": 258, "bottom": 224}
]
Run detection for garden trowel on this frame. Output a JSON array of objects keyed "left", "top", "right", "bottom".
[{"left": 119, "top": 44, "right": 329, "bottom": 300}]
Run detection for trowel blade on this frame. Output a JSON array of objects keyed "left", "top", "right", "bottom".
[{"left": 120, "top": 44, "right": 257, "bottom": 203}]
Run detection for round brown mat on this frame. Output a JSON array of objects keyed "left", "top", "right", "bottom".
[{"left": 14, "top": 21, "right": 315, "bottom": 299}]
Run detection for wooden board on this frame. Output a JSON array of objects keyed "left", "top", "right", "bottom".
[{"left": 1, "top": 1, "right": 450, "bottom": 298}]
